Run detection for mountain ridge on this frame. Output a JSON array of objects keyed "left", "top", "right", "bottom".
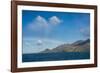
[{"left": 40, "top": 39, "right": 90, "bottom": 53}]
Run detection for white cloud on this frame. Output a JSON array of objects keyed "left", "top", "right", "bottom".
[
  {"left": 49, "top": 16, "right": 61, "bottom": 25},
  {"left": 35, "top": 16, "right": 48, "bottom": 27},
  {"left": 80, "top": 27, "right": 90, "bottom": 37},
  {"left": 36, "top": 40, "right": 43, "bottom": 45},
  {"left": 23, "top": 37, "right": 65, "bottom": 54},
  {"left": 28, "top": 16, "right": 48, "bottom": 31},
  {"left": 27, "top": 16, "right": 62, "bottom": 33}
]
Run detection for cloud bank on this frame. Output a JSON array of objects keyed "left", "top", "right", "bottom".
[
  {"left": 28, "top": 15, "right": 62, "bottom": 32},
  {"left": 23, "top": 37, "right": 65, "bottom": 54}
]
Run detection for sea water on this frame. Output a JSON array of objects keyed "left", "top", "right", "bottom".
[{"left": 22, "top": 52, "right": 90, "bottom": 62}]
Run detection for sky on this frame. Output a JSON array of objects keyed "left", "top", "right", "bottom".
[{"left": 22, "top": 10, "right": 90, "bottom": 54}]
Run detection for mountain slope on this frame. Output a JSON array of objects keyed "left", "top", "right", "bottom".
[{"left": 41, "top": 39, "right": 90, "bottom": 53}]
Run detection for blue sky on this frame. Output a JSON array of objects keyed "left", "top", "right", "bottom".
[{"left": 22, "top": 10, "right": 90, "bottom": 53}]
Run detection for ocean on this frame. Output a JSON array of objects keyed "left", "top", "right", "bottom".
[{"left": 22, "top": 52, "right": 90, "bottom": 62}]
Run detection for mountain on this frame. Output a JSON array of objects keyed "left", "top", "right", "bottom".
[
  {"left": 41, "top": 48, "right": 51, "bottom": 53},
  {"left": 40, "top": 39, "right": 90, "bottom": 53}
]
